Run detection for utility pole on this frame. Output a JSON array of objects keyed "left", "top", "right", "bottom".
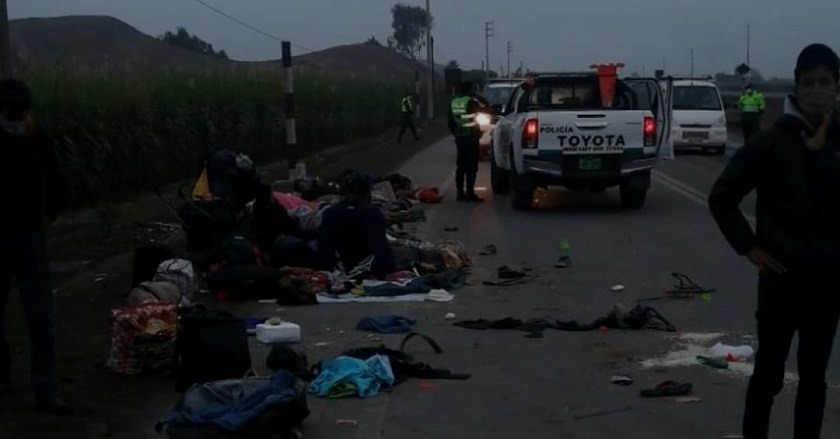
[
  {"left": 425, "top": 0, "right": 434, "bottom": 120},
  {"left": 690, "top": 48, "right": 694, "bottom": 77},
  {"left": 746, "top": 24, "right": 751, "bottom": 69},
  {"left": 0, "top": 0, "right": 11, "bottom": 78},
  {"left": 282, "top": 41, "right": 300, "bottom": 179},
  {"left": 506, "top": 41, "right": 512, "bottom": 79},
  {"left": 484, "top": 21, "right": 493, "bottom": 80}
]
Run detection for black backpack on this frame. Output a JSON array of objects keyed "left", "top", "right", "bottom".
[
  {"left": 217, "top": 235, "right": 264, "bottom": 267},
  {"left": 174, "top": 307, "right": 252, "bottom": 391},
  {"left": 266, "top": 344, "right": 316, "bottom": 381}
]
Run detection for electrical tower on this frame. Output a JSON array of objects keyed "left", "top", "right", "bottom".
[
  {"left": 484, "top": 21, "right": 493, "bottom": 80},
  {"left": 507, "top": 41, "right": 512, "bottom": 78}
]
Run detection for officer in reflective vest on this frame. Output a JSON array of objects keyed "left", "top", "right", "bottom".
[
  {"left": 448, "top": 81, "right": 485, "bottom": 202},
  {"left": 738, "top": 83, "right": 766, "bottom": 142},
  {"left": 397, "top": 89, "right": 420, "bottom": 142}
]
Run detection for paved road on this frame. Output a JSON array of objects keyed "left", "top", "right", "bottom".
[{"left": 275, "top": 133, "right": 840, "bottom": 439}]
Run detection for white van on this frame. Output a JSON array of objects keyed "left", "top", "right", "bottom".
[{"left": 670, "top": 79, "right": 728, "bottom": 155}]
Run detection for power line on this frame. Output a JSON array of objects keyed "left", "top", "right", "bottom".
[{"left": 187, "top": 0, "right": 317, "bottom": 53}]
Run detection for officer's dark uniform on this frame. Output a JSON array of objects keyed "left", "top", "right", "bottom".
[
  {"left": 448, "top": 89, "right": 484, "bottom": 202},
  {"left": 397, "top": 94, "right": 419, "bottom": 142}
]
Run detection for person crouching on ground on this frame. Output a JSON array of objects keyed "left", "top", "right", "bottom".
[{"left": 314, "top": 172, "right": 396, "bottom": 279}]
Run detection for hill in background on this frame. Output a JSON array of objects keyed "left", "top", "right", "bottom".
[{"left": 10, "top": 15, "right": 428, "bottom": 82}]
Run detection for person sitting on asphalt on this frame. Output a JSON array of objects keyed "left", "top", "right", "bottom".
[{"left": 314, "top": 171, "right": 396, "bottom": 279}]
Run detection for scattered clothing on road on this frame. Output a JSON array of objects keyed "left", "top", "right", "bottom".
[{"left": 356, "top": 314, "right": 416, "bottom": 334}]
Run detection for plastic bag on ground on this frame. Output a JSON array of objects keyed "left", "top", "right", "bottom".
[{"left": 707, "top": 342, "right": 755, "bottom": 362}]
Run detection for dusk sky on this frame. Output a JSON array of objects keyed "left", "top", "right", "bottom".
[{"left": 10, "top": 0, "right": 840, "bottom": 78}]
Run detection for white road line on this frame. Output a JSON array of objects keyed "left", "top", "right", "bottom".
[{"left": 652, "top": 169, "right": 757, "bottom": 227}]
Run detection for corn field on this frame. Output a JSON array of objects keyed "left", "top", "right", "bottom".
[{"left": 24, "top": 69, "right": 411, "bottom": 208}]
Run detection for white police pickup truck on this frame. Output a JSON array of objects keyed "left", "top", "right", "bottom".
[{"left": 490, "top": 70, "right": 673, "bottom": 210}]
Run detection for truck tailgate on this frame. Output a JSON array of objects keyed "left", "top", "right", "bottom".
[{"left": 536, "top": 110, "right": 647, "bottom": 154}]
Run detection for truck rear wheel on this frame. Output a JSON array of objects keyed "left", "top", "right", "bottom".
[
  {"left": 620, "top": 185, "right": 647, "bottom": 208},
  {"left": 511, "top": 172, "right": 535, "bottom": 211},
  {"left": 491, "top": 152, "right": 510, "bottom": 195}
]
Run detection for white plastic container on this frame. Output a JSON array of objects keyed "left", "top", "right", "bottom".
[{"left": 256, "top": 322, "right": 301, "bottom": 344}]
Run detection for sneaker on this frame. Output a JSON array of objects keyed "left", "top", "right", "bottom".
[{"left": 35, "top": 396, "right": 74, "bottom": 416}]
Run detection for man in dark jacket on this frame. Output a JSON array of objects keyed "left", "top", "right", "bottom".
[
  {"left": 709, "top": 43, "right": 840, "bottom": 439},
  {"left": 315, "top": 171, "right": 396, "bottom": 279},
  {"left": 0, "top": 79, "right": 72, "bottom": 415}
]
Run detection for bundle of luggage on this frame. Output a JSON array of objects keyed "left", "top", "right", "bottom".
[{"left": 107, "top": 248, "right": 199, "bottom": 375}]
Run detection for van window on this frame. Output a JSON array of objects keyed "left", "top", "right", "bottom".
[
  {"left": 483, "top": 86, "right": 517, "bottom": 106},
  {"left": 673, "top": 85, "right": 722, "bottom": 111}
]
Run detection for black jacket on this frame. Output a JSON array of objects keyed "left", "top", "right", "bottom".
[
  {"left": 708, "top": 97, "right": 840, "bottom": 265},
  {"left": 0, "top": 129, "right": 63, "bottom": 234},
  {"left": 315, "top": 202, "right": 396, "bottom": 278}
]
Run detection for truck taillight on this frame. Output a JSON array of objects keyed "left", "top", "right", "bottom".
[
  {"left": 644, "top": 116, "right": 656, "bottom": 146},
  {"left": 522, "top": 119, "right": 539, "bottom": 149}
]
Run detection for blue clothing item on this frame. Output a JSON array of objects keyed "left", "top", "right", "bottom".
[
  {"left": 356, "top": 314, "right": 416, "bottom": 334},
  {"left": 309, "top": 355, "right": 395, "bottom": 398},
  {"left": 0, "top": 231, "right": 57, "bottom": 399},
  {"left": 156, "top": 371, "right": 303, "bottom": 432}
]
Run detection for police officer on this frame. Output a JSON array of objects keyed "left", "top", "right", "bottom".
[
  {"left": 448, "top": 81, "right": 486, "bottom": 202},
  {"left": 397, "top": 89, "right": 420, "bottom": 142},
  {"left": 738, "top": 83, "right": 766, "bottom": 142}
]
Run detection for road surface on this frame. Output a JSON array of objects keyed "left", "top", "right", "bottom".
[{"left": 268, "top": 133, "right": 840, "bottom": 439}]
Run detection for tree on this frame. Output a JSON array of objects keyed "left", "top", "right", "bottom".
[
  {"left": 734, "top": 64, "right": 764, "bottom": 82},
  {"left": 446, "top": 60, "right": 460, "bottom": 70},
  {"left": 390, "top": 3, "right": 431, "bottom": 60},
  {"left": 365, "top": 36, "right": 383, "bottom": 47},
  {"left": 159, "top": 26, "right": 229, "bottom": 59}
]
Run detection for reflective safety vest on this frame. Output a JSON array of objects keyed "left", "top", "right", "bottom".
[
  {"left": 739, "top": 91, "right": 765, "bottom": 114},
  {"left": 401, "top": 96, "right": 413, "bottom": 113},
  {"left": 450, "top": 96, "right": 477, "bottom": 136}
]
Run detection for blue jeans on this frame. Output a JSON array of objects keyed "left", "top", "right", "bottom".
[{"left": 0, "top": 231, "right": 57, "bottom": 399}]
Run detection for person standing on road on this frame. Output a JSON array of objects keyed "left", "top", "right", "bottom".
[
  {"left": 397, "top": 89, "right": 420, "bottom": 143},
  {"left": 0, "top": 79, "right": 72, "bottom": 415},
  {"left": 448, "top": 81, "right": 486, "bottom": 202},
  {"left": 738, "top": 83, "right": 766, "bottom": 142},
  {"left": 709, "top": 43, "right": 840, "bottom": 439}
]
